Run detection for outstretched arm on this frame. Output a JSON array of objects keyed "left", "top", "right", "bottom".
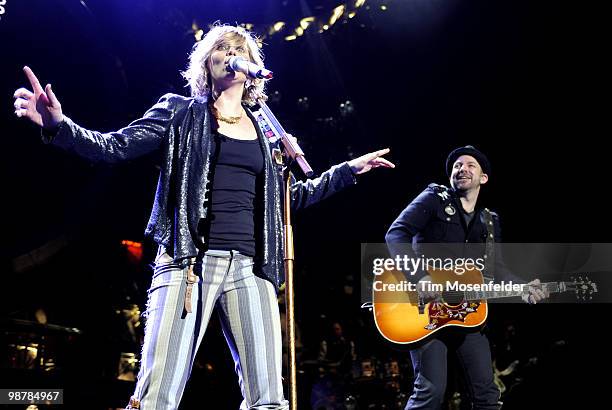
[
  {"left": 290, "top": 148, "right": 394, "bottom": 210},
  {"left": 14, "top": 66, "right": 179, "bottom": 163}
]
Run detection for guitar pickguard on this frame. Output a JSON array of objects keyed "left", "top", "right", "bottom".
[{"left": 424, "top": 301, "right": 481, "bottom": 330}]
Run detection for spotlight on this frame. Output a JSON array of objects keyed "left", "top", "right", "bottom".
[
  {"left": 269, "top": 90, "right": 282, "bottom": 104},
  {"left": 297, "top": 96, "right": 310, "bottom": 112},
  {"left": 339, "top": 100, "right": 355, "bottom": 117}
]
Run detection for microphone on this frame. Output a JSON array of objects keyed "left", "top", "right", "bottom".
[{"left": 228, "top": 56, "right": 273, "bottom": 80}]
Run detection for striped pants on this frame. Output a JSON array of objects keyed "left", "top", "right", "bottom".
[{"left": 126, "top": 249, "right": 289, "bottom": 409}]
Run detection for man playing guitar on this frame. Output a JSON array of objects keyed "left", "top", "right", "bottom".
[{"left": 385, "top": 145, "right": 547, "bottom": 410}]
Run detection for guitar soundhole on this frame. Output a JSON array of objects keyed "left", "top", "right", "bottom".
[{"left": 441, "top": 291, "right": 464, "bottom": 306}]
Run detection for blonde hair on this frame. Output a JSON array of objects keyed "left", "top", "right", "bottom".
[{"left": 181, "top": 24, "right": 267, "bottom": 105}]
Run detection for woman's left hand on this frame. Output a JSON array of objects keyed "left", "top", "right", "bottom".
[{"left": 348, "top": 148, "right": 395, "bottom": 175}]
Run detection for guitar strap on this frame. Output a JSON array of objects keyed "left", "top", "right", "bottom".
[{"left": 481, "top": 208, "right": 496, "bottom": 282}]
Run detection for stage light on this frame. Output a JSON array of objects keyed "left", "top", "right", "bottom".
[
  {"left": 190, "top": 0, "right": 382, "bottom": 45},
  {"left": 300, "top": 17, "right": 315, "bottom": 30},
  {"left": 340, "top": 100, "right": 355, "bottom": 117},
  {"left": 269, "top": 90, "right": 282, "bottom": 104},
  {"left": 270, "top": 21, "right": 285, "bottom": 35},
  {"left": 297, "top": 97, "right": 310, "bottom": 112},
  {"left": 121, "top": 240, "right": 143, "bottom": 263},
  {"left": 329, "top": 5, "right": 346, "bottom": 26}
]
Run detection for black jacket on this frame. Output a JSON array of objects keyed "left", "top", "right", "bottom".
[
  {"left": 46, "top": 93, "right": 356, "bottom": 290},
  {"left": 385, "top": 183, "right": 523, "bottom": 283}
]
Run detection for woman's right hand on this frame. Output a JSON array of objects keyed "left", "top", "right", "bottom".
[{"left": 13, "top": 66, "right": 64, "bottom": 131}]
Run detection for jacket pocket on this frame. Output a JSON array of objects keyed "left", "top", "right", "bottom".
[{"left": 427, "top": 208, "right": 461, "bottom": 241}]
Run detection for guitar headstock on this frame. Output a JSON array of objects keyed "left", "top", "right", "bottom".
[{"left": 566, "top": 274, "right": 598, "bottom": 301}]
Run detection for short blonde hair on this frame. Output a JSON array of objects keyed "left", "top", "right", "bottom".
[{"left": 181, "top": 24, "right": 267, "bottom": 105}]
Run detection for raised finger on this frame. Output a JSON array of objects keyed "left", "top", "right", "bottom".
[
  {"left": 363, "top": 151, "right": 384, "bottom": 162},
  {"left": 374, "top": 148, "right": 391, "bottom": 157},
  {"left": 23, "top": 66, "right": 44, "bottom": 93}
]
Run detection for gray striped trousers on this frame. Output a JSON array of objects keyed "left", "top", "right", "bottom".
[{"left": 127, "top": 249, "right": 289, "bottom": 409}]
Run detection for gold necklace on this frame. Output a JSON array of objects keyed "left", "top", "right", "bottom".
[{"left": 209, "top": 103, "right": 243, "bottom": 125}]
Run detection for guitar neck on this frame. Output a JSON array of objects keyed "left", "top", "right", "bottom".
[{"left": 465, "top": 281, "right": 567, "bottom": 301}]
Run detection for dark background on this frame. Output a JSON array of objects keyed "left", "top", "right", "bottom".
[{"left": 0, "top": 0, "right": 609, "bottom": 408}]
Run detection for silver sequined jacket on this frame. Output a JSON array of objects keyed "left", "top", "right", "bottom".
[{"left": 45, "top": 93, "right": 356, "bottom": 290}]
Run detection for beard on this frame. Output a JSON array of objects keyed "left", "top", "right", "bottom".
[{"left": 451, "top": 176, "right": 476, "bottom": 195}]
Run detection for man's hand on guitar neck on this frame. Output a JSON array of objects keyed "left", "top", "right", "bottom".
[
  {"left": 521, "top": 279, "right": 549, "bottom": 304},
  {"left": 415, "top": 275, "right": 549, "bottom": 304}
]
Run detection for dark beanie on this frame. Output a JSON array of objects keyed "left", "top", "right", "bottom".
[{"left": 446, "top": 145, "right": 491, "bottom": 177}]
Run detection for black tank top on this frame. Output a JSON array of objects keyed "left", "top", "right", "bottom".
[{"left": 206, "top": 132, "right": 264, "bottom": 256}]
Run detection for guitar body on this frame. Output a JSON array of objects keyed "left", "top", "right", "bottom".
[{"left": 373, "top": 268, "right": 488, "bottom": 345}]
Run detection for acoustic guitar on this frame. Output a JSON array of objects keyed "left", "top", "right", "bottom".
[{"left": 372, "top": 267, "right": 597, "bottom": 345}]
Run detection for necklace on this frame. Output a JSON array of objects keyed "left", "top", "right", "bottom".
[{"left": 209, "top": 103, "right": 242, "bottom": 124}]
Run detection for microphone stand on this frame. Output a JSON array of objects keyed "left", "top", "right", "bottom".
[
  {"left": 255, "top": 98, "right": 314, "bottom": 410},
  {"left": 283, "top": 167, "right": 297, "bottom": 410},
  {"left": 256, "top": 100, "right": 314, "bottom": 177}
]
